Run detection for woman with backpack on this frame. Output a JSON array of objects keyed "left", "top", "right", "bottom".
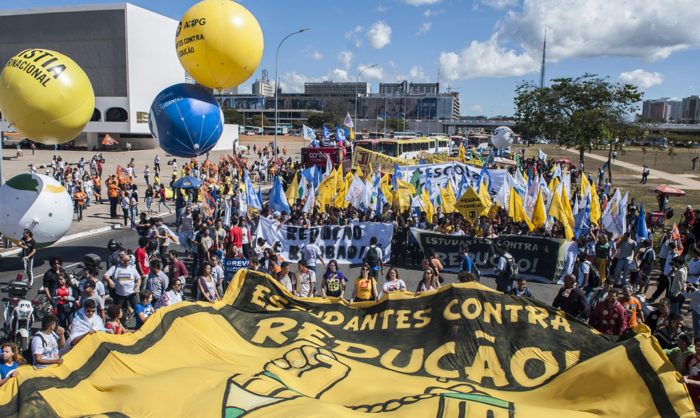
[{"left": 421, "top": 249, "right": 444, "bottom": 284}]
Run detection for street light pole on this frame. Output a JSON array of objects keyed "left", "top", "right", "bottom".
[
  {"left": 354, "top": 64, "right": 377, "bottom": 133},
  {"left": 275, "top": 27, "right": 310, "bottom": 158}
]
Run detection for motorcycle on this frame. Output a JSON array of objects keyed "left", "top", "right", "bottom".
[{"left": 1, "top": 278, "right": 36, "bottom": 351}]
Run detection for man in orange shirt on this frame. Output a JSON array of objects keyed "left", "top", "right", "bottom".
[
  {"left": 73, "top": 186, "right": 87, "bottom": 222},
  {"left": 107, "top": 175, "right": 119, "bottom": 219},
  {"left": 92, "top": 175, "right": 102, "bottom": 204},
  {"left": 620, "top": 285, "right": 644, "bottom": 329}
]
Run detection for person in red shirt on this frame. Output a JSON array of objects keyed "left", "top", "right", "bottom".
[
  {"left": 684, "top": 205, "right": 696, "bottom": 226},
  {"left": 168, "top": 250, "right": 189, "bottom": 285},
  {"left": 134, "top": 237, "right": 150, "bottom": 290},
  {"left": 589, "top": 288, "right": 627, "bottom": 335},
  {"left": 229, "top": 216, "right": 243, "bottom": 250}
]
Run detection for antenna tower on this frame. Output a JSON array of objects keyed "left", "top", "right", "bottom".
[{"left": 539, "top": 29, "right": 546, "bottom": 90}]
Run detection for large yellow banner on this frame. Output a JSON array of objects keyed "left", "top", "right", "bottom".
[
  {"left": 0, "top": 270, "right": 693, "bottom": 417},
  {"left": 352, "top": 147, "right": 414, "bottom": 174}
]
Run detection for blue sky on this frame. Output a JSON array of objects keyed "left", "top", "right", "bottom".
[{"left": 3, "top": 0, "right": 700, "bottom": 117}]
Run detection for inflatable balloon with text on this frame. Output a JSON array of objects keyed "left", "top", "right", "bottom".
[
  {"left": 0, "top": 173, "right": 73, "bottom": 248},
  {"left": 492, "top": 126, "right": 515, "bottom": 149},
  {"left": 0, "top": 49, "right": 94, "bottom": 144},
  {"left": 175, "top": 0, "right": 263, "bottom": 90},
  {"left": 149, "top": 83, "right": 224, "bottom": 158}
]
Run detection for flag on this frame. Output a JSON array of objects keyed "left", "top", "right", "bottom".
[
  {"left": 302, "top": 125, "right": 315, "bottom": 141},
  {"left": 458, "top": 145, "right": 466, "bottom": 162},
  {"left": 345, "top": 175, "right": 365, "bottom": 208},
  {"left": 419, "top": 157, "right": 426, "bottom": 164},
  {"left": 325, "top": 154, "right": 333, "bottom": 178},
  {"left": 548, "top": 190, "right": 573, "bottom": 240},
  {"left": 116, "top": 164, "right": 129, "bottom": 177},
  {"left": 322, "top": 126, "right": 330, "bottom": 140},
  {"left": 102, "top": 134, "right": 117, "bottom": 146},
  {"left": 409, "top": 169, "right": 422, "bottom": 196},
  {"left": 375, "top": 183, "right": 388, "bottom": 214},
  {"left": 349, "top": 128, "right": 355, "bottom": 141},
  {"left": 343, "top": 112, "right": 354, "bottom": 128},
  {"left": 636, "top": 203, "right": 649, "bottom": 243},
  {"left": 421, "top": 188, "right": 435, "bottom": 221},
  {"left": 257, "top": 186, "right": 263, "bottom": 211},
  {"left": 285, "top": 173, "right": 299, "bottom": 206},
  {"left": 298, "top": 176, "right": 308, "bottom": 201},
  {"left": 531, "top": 189, "right": 547, "bottom": 229},
  {"left": 202, "top": 189, "right": 216, "bottom": 218},
  {"left": 336, "top": 126, "right": 346, "bottom": 142},
  {"left": 440, "top": 182, "right": 457, "bottom": 213},
  {"left": 580, "top": 172, "right": 591, "bottom": 198},
  {"left": 573, "top": 208, "right": 591, "bottom": 239},
  {"left": 476, "top": 165, "right": 490, "bottom": 192},
  {"left": 269, "top": 176, "right": 291, "bottom": 214},
  {"left": 458, "top": 172, "right": 470, "bottom": 199},
  {"left": 302, "top": 186, "right": 315, "bottom": 214},
  {"left": 671, "top": 223, "right": 684, "bottom": 253},
  {"left": 244, "top": 170, "right": 262, "bottom": 212},
  {"left": 538, "top": 148, "right": 547, "bottom": 161},
  {"left": 508, "top": 187, "right": 534, "bottom": 231},
  {"left": 316, "top": 167, "right": 338, "bottom": 213},
  {"left": 602, "top": 161, "right": 609, "bottom": 170}
]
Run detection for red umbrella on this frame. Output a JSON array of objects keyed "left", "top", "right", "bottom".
[
  {"left": 650, "top": 185, "right": 685, "bottom": 196},
  {"left": 555, "top": 158, "right": 573, "bottom": 165}
]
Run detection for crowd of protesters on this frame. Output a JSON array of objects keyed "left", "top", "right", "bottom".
[{"left": 3, "top": 140, "right": 700, "bottom": 410}]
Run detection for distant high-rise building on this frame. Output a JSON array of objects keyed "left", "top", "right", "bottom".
[
  {"left": 409, "top": 82, "right": 439, "bottom": 95},
  {"left": 252, "top": 79, "right": 274, "bottom": 96},
  {"left": 379, "top": 81, "right": 440, "bottom": 95},
  {"left": 379, "top": 80, "right": 408, "bottom": 95},
  {"left": 682, "top": 95, "right": 700, "bottom": 123},
  {"left": 641, "top": 97, "right": 684, "bottom": 122},
  {"left": 667, "top": 100, "right": 682, "bottom": 121}
]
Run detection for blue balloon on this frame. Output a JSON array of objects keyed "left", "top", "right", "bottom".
[{"left": 148, "top": 83, "right": 224, "bottom": 158}]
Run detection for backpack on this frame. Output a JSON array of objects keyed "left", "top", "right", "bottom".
[
  {"left": 364, "top": 246, "right": 380, "bottom": 267},
  {"left": 586, "top": 261, "right": 602, "bottom": 288},
  {"left": 503, "top": 254, "right": 518, "bottom": 280}
]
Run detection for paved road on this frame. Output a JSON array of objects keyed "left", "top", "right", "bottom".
[
  {"left": 564, "top": 148, "right": 700, "bottom": 190},
  {"left": 0, "top": 221, "right": 562, "bottom": 336}
]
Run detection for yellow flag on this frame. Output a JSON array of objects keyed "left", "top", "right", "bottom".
[
  {"left": 354, "top": 165, "right": 364, "bottom": 180},
  {"left": 315, "top": 167, "right": 339, "bottom": 212},
  {"left": 548, "top": 176, "right": 560, "bottom": 193},
  {"left": 508, "top": 188, "right": 535, "bottom": 231},
  {"left": 477, "top": 183, "right": 492, "bottom": 216},
  {"left": 458, "top": 144, "right": 466, "bottom": 162},
  {"left": 333, "top": 174, "right": 353, "bottom": 208},
  {"left": 380, "top": 174, "right": 393, "bottom": 207},
  {"left": 560, "top": 186, "right": 575, "bottom": 229},
  {"left": 285, "top": 173, "right": 298, "bottom": 206},
  {"left": 531, "top": 188, "right": 547, "bottom": 229},
  {"left": 580, "top": 172, "right": 590, "bottom": 198},
  {"left": 590, "top": 185, "right": 601, "bottom": 226},
  {"left": 548, "top": 191, "right": 573, "bottom": 240},
  {"left": 422, "top": 188, "right": 435, "bottom": 221},
  {"left": 441, "top": 182, "right": 457, "bottom": 213}
]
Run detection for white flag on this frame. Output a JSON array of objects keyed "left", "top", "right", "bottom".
[
  {"left": 302, "top": 186, "right": 315, "bottom": 214},
  {"left": 538, "top": 148, "right": 547, "bottom": 161},
  {"left": 344, "top": 112, "right": 354, "bottom": 128},
  {"left": 325, "top": 153, "right": 333, "bottom": 177},
  {"left": 303, "top": 125, "right": 315, "bottom": 141},
  {"left": 345, "top": 175, "right": 365, "bottom": 207}
]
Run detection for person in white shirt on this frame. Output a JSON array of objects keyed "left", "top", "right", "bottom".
[
  {"left": 211, "top": 256, "right": 226, "bottom": 295},
  {"left": 688, "top": 250, "right": 700, "bottom": 286},
  {"left": 104, "top": 254, "right": 141, "bottom": 316},
  {"left": 295, "top": 261, "right": 316, "bottom": 297},
  {"left": 31, "top": 315, "right": 65, "bottom": 369},
  {"left": 64, "top": 299, "right": 106, "bottom": 351},
  {"left": 277, "top": 262, "right": 294, "bottom": 294},
  {"left": 302, "top": 237, "right": 326, "bottom": 275}
]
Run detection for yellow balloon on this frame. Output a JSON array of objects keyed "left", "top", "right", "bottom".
[
  {"left": 0, "top": 49, "right": 95, "bottom": 145},
  {"left": 176, "top": 0, "right": 263, "bottom": 90}
]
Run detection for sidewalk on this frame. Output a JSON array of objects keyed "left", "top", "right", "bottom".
[{"left": 564, "top": 149, "right": 700, "bottom": 190}]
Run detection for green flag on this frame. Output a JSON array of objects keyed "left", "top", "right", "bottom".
[{"left": 410, "top": 169, "right": 422, "bottom": 197}]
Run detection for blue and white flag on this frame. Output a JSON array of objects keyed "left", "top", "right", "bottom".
[
  {"left": 269, "top": 176, "right": 291, "bottom": 214},
  {"left": 574, "top": 207, "right": 591, "bottom": 239},
  {"left": 336, "top": 126, "right": 346, "bottom": 142},
  {"left": 325, "top": 153, "right": 333, "bottom": 177},
  {"left": 636, "top": 203, "right": 649, "bottom": 243},
  {"left": 303, "top": 125, "right": 315, "bottom": 141},
  {"left": 538, "top": 148, "right": 547, "bottom": 161},
  {"left": 244, "top": 170, "right": 262, "bottom": 211},
  {"left": 322, "top": 126, "right": 330, "bottom": 140}
]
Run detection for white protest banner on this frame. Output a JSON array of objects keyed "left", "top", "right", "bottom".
[
  {"left": 258, "top": 218, "right": 394, "bottom": 264},
  {"left": 396, "top": 161, "right": 508, "bottom": 193}
]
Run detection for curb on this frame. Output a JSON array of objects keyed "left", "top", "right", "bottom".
[{"left": 0, "top": 210, "right": 175, "bottom": 258}]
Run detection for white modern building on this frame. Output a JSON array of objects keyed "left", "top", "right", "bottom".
[{"left": 0, "top": 3, "right": 187, "bottom": 149}]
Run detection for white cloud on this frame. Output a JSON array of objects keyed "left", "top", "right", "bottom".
[
  {"left": 338, "top": 51, "right": 353, "bottom": 69},
  {"left": 330, "top": 68, "right": 350, "bottom": 81},
  {"left": 480, "top": 0, "right": 518, "bottom": 9},
  {"left": 303, "top": 46, "right": 322, "bottom": 60},
  {"left": 357, "top": 64, "right": 384, "bottom": 80},
  {"left": 366, "top": 21, "right": 392, "bottom": 49},
  {"left": 279, "top": 71, "right": 322, "bottom": 93},
  {"left": 409, "top": 65, "right": 429, "bottom": 81},
  {"left": 468, "top": 105, "right": 484, "bottom": 113},
  {"left": 376, "top": 5, "right": 388, "bottom": 12},
  {"left": 388, "top": 60, "right": 396, "bottom": 68},
  {"left": 500, "top": 0, "right": 700, "bottom": 62},
  {"left": 439, "top": 37, "right": 538, "bottom": 80},
  {"left": 618, "top": 69, "right": 664, "bottom": 90},
  {"left": 345, "top": 25, "right": 364, "bottom": 48},
  {"left": 404, "top": 0, "right": 441, "bottom": 5},
  {"left": 424, "top": 8, "right": 444, "bottom": 16},
  {"left": 416, "top": 22, "right": 432, "bottom": 36}
]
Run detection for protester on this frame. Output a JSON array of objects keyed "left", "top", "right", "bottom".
[
  {"left": 134, "top": 291, "right": 155, "bottom": 329},
  {"left": 619, "top": 285, "right": 644, "bottom": 329},
  {"left": 0, "top": 343, "right": 25, "bottom": 386},
  {"left": 31, "top": 315, "right": 65, "bottom": 368},
  {"left": 351, "top": 264, "right": 378, "bottom": 302},
  {"left": 65, "top": 299, "right": 107, "bottom": 350},
  {"left": 196, "top": 263, "right": 220, "bottom": 303},
  {"left": 146, "top": 259, "right": 169, "bottom": 302},
  {"left": 103, "top": 253, "right": 141, "bottom": 321},
  {"left": 508, "top": 278, "right": 534, "bottom": 298},
  {"left": 382, "top": 267, "right": 407, "bottom": 295},
  {"left": 294, "top": 261, "right": 315, "bottom": 297},
  {"left": 18, "top": 229, "right": 36, "bottom": 284},
  {"left": 589, "top": 288, "right": 627, "bottom": 336},
  {"left": 552, "top": 274, "right": 588, "bottom": 319},
  {"left": 105, "top": 305, "right": 126, "bottom": 334},
  {"left": 415, "top": 268, "right": 440, "bottom": 293},
  {"left": 157, "top": 277, "right": 184, "bottom": 309},
  {"left": 321, "top": 260, "right": 346, "bottom": 299}
]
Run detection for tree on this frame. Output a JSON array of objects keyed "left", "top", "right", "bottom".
[
  {"left": 514, "top": 74, "right": 643, "bottom": 169},
  {"left": 250, "top": 114, "right": 270, "bottom": 127},
  {"left": 222, "top": 108, "right": 246, "bottom": 125},
  {"left": 386, "top": 118, "right": 406, "bottom": 132},
  {"left": 306, "top": 112, "right": 338, "bottom": 129}
]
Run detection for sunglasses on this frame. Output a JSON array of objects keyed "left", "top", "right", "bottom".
[
  {"left": 361, "top": 268, "right": 369, "bottom": 271},
  {"left": 86, "top": 309, "right": 97, "bottom": 314}
]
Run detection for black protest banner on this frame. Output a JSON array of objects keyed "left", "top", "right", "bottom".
[{"left": 411, "top": 230, "right": 566, "bottom": 283}]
